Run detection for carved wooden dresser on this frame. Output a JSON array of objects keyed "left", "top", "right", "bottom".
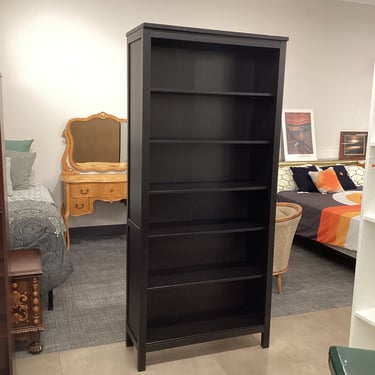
[
  {"left": 8, "top": 248, "right": 44, "bottom": 354},
  {"left": 61, "top": 112, "right": 128, "bottom": 249},
  {"left": 61, "top": 173, "right": 127, "bottom": 248}
]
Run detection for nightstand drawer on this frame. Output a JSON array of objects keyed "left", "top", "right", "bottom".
[
  {"left": 70, "top": 184, "right": 99, "bottom": 198},
  {"left": 70, "top": 198, "right": 91, "bottom": 215},
  {"left": 101, "top": 183, "right": 125, "bottom": 198}
]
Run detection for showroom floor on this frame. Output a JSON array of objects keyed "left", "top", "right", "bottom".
[{"left": 15, "top": 306, "right": 351, "bottom": 375}]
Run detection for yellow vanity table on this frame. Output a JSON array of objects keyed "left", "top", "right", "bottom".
[{"left": 61, "top": 112, "right": 127, "bottom": 249}]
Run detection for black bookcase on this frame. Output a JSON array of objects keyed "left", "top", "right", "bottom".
[{"left": 126, "top": 23, "right": 288, "bottom": 371}]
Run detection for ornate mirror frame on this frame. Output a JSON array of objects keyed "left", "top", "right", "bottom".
[{"left": 62, "top": 112, "right": 127, "bottom": 176}]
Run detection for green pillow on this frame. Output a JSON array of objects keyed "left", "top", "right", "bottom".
[
  {"left": 5, "top": 139, "right": 34, "bottom": 152},
  {"left": 5, "top": 150, "right": 36, "bottom": 190}
]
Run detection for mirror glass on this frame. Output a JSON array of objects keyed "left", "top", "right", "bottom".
[{"left": 70, "top": 120, "right": 127, "bottom": 163}]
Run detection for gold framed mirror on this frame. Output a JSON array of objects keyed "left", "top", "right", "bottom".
[{"left": 62, "top": 112, "right": 127, "bottom": 175}]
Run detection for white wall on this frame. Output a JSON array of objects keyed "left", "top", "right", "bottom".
[{"left": 0, "top": 0, "right": 375, "bottom": 227}]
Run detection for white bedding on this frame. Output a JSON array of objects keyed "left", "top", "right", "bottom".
[{"left": 8, "top": 183, "right": 55, "bottom": 204}]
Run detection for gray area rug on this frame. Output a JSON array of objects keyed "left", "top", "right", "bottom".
[
  {"left": 272, "top": 239, "right": 354, "bottom": 317},
  {"left": 15, "top": 235, "right": 126, "bottom": 357},
  {"left": 15, "top": 235, "right": 354, "bottom": 357}
]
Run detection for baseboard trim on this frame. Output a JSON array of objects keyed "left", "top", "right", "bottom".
[{"left": 70, "top": 224, "right": 127, "bottom": 240}]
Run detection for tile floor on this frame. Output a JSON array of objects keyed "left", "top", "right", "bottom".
[{"left": 15, "top": 306, "right": 351, "bottom": 375}]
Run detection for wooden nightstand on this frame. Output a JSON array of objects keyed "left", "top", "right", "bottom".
[{"left": 8, "top": 248, "right": 44, "bottom": 354}]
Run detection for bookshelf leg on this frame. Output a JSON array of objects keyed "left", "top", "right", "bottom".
[
  {"left": 137, "top": 348, "right": 146, "bottom": 372},
  {"left": 126, "top": 331, "right": 133, "bottom": 347},
  {"left": 261, "top": 331, "right": 270, "bottom": 348}
]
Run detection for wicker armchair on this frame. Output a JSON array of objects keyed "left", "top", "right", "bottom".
[{"left": 273, "top": 202, "right": 303, "bottom": 294}]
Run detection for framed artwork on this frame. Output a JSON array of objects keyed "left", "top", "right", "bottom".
[
  {"left": 281, "top": 109, "right": 317, "bottom": 161},
  {"left": 339, "top": 131, "right": 368, "bottom": 160}
]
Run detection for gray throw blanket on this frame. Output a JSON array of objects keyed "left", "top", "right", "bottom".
[{"left": 8, "top": 199, "right": 73, "bottom": 294}]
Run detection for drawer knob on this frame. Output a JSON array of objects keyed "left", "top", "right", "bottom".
[
  {"left": 75, "top": 203, "right": 84, "bottom": 209},
  {"left": 80, "top": 189, "right": 89, "bottom": 195}
]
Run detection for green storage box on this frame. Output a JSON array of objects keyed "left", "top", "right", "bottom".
[{"left": 329, "top": 346, "right": 375, "bottom": 375}]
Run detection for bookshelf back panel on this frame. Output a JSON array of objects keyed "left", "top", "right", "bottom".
[
  {"left": 149, "top": 143, "right": 273, "bottom": 184},
  {"left": 151, "top": 94, "right": 276, "bottom": 141},
  {"left": 148, "top": 231, "right": 268, "bottom": 271},
  {"left": 149, "top": 190, "right": 269, "bottom": 224},
  {"left": 147, "top": 278, "right": 265, "bottom": 324},
  {"left": 151, "top": 38, "right": 279, "bottom": 93}
]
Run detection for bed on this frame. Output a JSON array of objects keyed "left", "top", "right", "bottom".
[
  {"left": 7, "top": 183, "right": 73, "bottom": 297},
  {"left": 5, "top": 142, "right": 73, "bottom": 300},
  {"left": 277, "top": 161, "right": 365, "bottom": 258}
]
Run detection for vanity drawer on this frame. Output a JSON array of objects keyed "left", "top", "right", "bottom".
[
  {"left": 101, "top": 183, "right": 126, "bottom": 198},
  {"left": 70, "top": 198, "right": 91, "bottom": 215},
  {"left": 70, "top": 184, "right": 99, "bottom": 198}
]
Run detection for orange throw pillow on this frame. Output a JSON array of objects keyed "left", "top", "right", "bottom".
[{"left": 308, "top": 167, "right": 344, "bottom": 193}]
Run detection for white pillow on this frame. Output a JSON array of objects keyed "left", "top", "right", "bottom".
[
  {"left": 5, "top": 157, "right": 14, "bottom": 196},
  {"left": 277, "top": 167, "right": 298, "bottom": 192},
  {"left": 345, "top": 165, "right": 365, "bottom": 187}
]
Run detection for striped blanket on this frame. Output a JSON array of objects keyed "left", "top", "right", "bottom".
[{"left": 278, "top": 190, "right": 362, "bottom": 253}]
